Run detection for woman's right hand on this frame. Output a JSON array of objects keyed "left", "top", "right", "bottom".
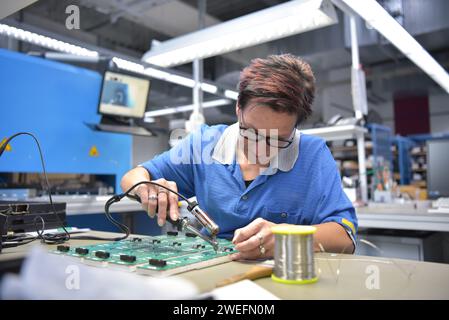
[
  {"left": 134, "top": 178, "right": 180, "bottom": 227},
  {"left": 120, "top": 167, "right": 179, "bottom": 227}
]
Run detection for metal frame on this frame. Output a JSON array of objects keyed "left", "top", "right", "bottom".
[
  {"left": 321, "top": 0, "right": 371, "bottom": 202},
  {"left": 393, "top": 135, "right": 415, "bottom": 185}
]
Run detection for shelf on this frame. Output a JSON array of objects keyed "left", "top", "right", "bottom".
[
  {"left": 411, "top": 152, "right": 427, "bottom": 157},
  {"left": 411, "top": 181, "right": 427, "bottom": 187},
  {"left": 302, "top": 124, "right": 369, "bottom": 202},
  {"left": 300, "top": 125, "right": 367, "bottom": 141},
  {"left": 331, "top": 145, "right": 373, "bottom": 153}
]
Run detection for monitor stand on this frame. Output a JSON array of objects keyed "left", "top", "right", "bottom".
[
  {"left": 99, "top": 115, "right": 135, "bottom": 126},
  {"left": 86, "top": 115, "right": 155, "bottom": 137}
]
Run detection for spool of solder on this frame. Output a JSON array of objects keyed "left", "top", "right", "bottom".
[{"left": 271, "top": 225, "right": 318, "bottom": 284}]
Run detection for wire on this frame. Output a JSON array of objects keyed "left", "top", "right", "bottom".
[
  {"left": 70, "top": 195, "right": 131, "bottom": 241},
  {"left": 70, "top": 180, "right": 190, "bottom": 241},
  {"left": 0, "top": 132, "right": 70, "bottom": 246},
  {"left": 120, "top": 180, "right": 192, "bottom": 204},
  {"left": 0, "top": 212, "right": 42, "bottom": 248},
  {"left": 0, "top": 133, "right": 190, "bottom": 244}
]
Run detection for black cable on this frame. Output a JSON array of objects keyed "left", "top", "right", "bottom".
[
  {"left": 1, "top": 133, "right": 191, "bottom": 244},
  {"left": 120, "top": 180, "right": 192, "bottom": 203},
  {"left": 0, "top": 132, "right": 70, "bottom": 246},
  {"left": 1, "top": 206, "right": 52, "bottom": 247},
  {"left": 1, "top": 212, "right": 42, "bottom": 248},
  {"left": 71, "top": 180, "right": 190, "bottom": 241},
  {"left": 70, "top": 195, "right": 130, "bottom": 241}
]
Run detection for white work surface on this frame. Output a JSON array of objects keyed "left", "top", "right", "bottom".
[{"left": 356, "top": 206, "right": 449, "bottom": 232}]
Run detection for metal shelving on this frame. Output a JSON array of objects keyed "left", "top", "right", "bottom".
[{"left": 300, "top": 124, "right": 368, "bottom": 202}]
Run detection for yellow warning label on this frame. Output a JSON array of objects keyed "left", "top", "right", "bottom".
[
  {"left": 89, "top": 145, "right": 99, "bottom": 157},
  {"left": 0, "top": 138, "right": 12, "bottom": 152}
]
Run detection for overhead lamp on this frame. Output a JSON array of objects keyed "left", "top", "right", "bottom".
[
  {"left": 111, "top": 59, "right": 219, "bottom": 94},
  {"left": 0, "top": 24, "right": 230, "bottom": 98},
  {"left": 224, "top": 90, "right": 239, "bottom": 100},
  {"left": 144, "top": 99, "right": 232, "bottom": 118},
  {"left": 143, "top": 67, "right": 171, "bottom": 80},
  {"left": 335, "top": 0, "right": 449, "bottom": 93},
  {"left": 0, "top": 24, "right": 98, "bottom": 57},
  {"left": 200, "top": 83, "right": 218, "bottom": 94},
  {"left": 142, "top": 0, "right": 338, "bottom": 67},
  {"left": 111, "top": 57, "right": 144, "bottom": 73}
]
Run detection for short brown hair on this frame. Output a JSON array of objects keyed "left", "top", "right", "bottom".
[{"left": 237, "top": 54, "right": 315, "bottom": 125}]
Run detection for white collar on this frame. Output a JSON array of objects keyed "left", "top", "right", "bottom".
[{"left": 211, "top": 123, "right": 300, "bottom": 175}]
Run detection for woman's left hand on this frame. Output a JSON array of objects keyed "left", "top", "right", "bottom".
[{"left": 230, "top": 218, "right": 276, "bottom": 260}]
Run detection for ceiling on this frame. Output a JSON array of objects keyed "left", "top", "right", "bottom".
[{"left": 2, "top": 0, "right": 449, "bottom": 126}]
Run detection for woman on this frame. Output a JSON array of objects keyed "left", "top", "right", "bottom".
[{"left": 121, "top": 54, "right": 357, "bottom": 260}]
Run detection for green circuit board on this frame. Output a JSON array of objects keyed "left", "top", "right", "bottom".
[{"left": 50, "top": 233, "right": 235, "bottom": 276}]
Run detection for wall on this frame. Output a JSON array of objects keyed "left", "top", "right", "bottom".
[
  {"left": 429, "top": 94, "right": 449, "bottom": 133},
  {"left": 316, "top": 70, "right": 449, "bottom": 135},
  {"left": 132, "top": 133, "right": 169, "bottom": 168}
]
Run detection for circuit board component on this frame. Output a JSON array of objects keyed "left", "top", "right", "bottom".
[{"left": 50, "top": 234, "right": 235, "bottom": 276}]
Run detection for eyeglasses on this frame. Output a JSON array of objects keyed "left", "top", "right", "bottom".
[{"left": 238, "top": 112, "right": 295, "bottom": 149}]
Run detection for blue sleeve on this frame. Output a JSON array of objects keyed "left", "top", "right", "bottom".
[
  {"left": 139, "top": 129, "right": 199, "bottom": 199},
  {"left": 310, "top": 143, "right": 358, "bottom": 245}
]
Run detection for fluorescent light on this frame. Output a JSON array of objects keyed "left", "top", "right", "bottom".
[
  {"left": 166, "top": 74, "right": 196, "bottom": 87},
  {"left": 112, "top": 63, "right": 218, "bottom": 94},
  {"left": 143, "top": 67, "right": 171, "bottom": 80},
  {"left": 201, "top": 99, "right": 233, "bottom": 109},
  {"left": 143, "top": 66, "right": 221, "bottom": 96},
  {"left": 0, "top": 24, "right": 98, "bottom": 57},
  {"left": 0, "top": 23, "right": 228, "bottom": 96},
  {"left": 338, "top": 0, "right": 449, "bottom": 93},
  {"left": 144, "top": 99, "right": 232, "bottom": 118},
  {"left": 111, "top": 57, "right": 144, "bottom": 73},
  {"left": 200, "top": 83, "right": 218, "bottom": 94},
  {"left": 142, "top": 0, "right": 338, "bottom": 67},
  {"left": 224, "top": 90, "right": 238, "bottom": 100},
  {"left": 112, "top": 62, "right": 222, "bottom": 96}
]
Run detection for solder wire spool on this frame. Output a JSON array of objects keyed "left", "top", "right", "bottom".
[{"left": 271, "top": 225, "right": 318, "bottom": 284}]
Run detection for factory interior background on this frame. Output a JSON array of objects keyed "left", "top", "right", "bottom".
[{"left": 1, "top": 0, "right": 449, "bottom": 301}]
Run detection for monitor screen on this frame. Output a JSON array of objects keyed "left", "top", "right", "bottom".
[
  {"left": 427, "top": 139, "right": 449, "bottom": 198},
  {"left": 98, "top": 71, "right": 150, "bottom": 118}
]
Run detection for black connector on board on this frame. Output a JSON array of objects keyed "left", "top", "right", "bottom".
[
  {"left": 95, "top": 251, "right": 110, "bottom": 259},
  {"left": 75, "top": 247, "right": 89, "bottom": 255},
  {"left": 185, "top": 232, "right": 197, "bottom": 238},
  {"left": 57, "top": 245, "right": 70, "bottom": 252},
  {"left": 167, "top": 231, "right": 178, "bottom": 236},
  {"left": 120, "top": 254, "right": 137, "bottom": 263},
  {"left": 149, "top": 258, "right": 167, "bottom": 267}
]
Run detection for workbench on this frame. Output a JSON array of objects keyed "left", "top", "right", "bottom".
[
  {"left": 19, "top": 175, "right": 445, "bottom": 233},
  {"left": 357, "top": 206, "right": 449, "bottom": 232},
  {"left": 1, "top": 231, "right": 449, "bottom": 299},
  {"left": 57, "top": 196, "right": 449, "bottom": 233},
  {"left": 23, "top": 196, "right": 449, "bottom": 233}
]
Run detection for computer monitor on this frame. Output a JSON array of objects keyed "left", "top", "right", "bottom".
[
  {"left": 98, "top": 70, "right": 150, "bottom": 119},
  {"left": 427, "top": 139, "right": 449, "bottom": 198}
]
